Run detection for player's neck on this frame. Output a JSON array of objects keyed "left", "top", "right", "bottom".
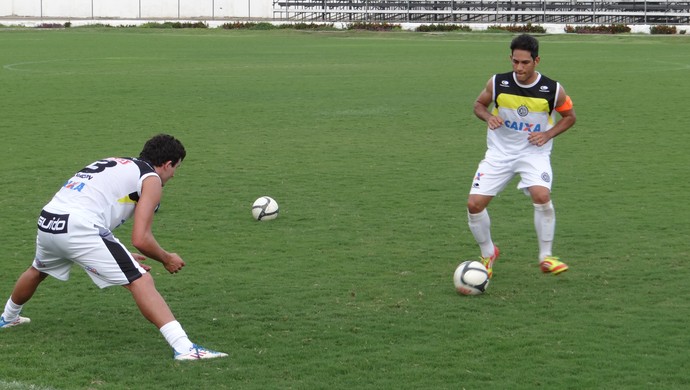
[{"left": 513, "top": 71, "right": 540, "bottom": 87}]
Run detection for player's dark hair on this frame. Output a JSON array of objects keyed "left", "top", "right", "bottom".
[
  {"left": 510, "top": 34, "right": 539, "bottom": 60},
  {"left": 139, "top": 134, "right": 186, "bottom": 167}
]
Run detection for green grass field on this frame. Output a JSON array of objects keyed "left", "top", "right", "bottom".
[{"left": 1, "top": 28, "right": 689, "bottom": 389}]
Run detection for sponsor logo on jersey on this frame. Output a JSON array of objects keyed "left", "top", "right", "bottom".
[
  {"left": 539, "top": 85, "right": 550, "bottom": 93},
  {"left": 75, "top": 173, "right": 94, "bottom": 180},
  {"left": 63, "top": 180, "right": 86, "bottom": 192},
  {"left": 504, "top": 120, "right": 541, "bottom": 132},
  {"left": 500, "top": 80, "right": 510, "bottom": 87},
  {"left": 37, "top": 210, "right": 69, "bottom": 234}
]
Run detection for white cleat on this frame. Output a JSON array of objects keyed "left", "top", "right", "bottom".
[
  {"left": 174, "top": 344, "right": 228, "bottom": 361},
  {"left": 0, "top": 315, "right": 31, "bottom": 329}
]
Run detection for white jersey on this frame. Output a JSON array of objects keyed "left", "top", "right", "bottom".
[
  {"left": 487, "top": 72, "right": 560, "bottom": 160},
  {"left": 43, "top": 157, "right": 159, "bottom": 231}
]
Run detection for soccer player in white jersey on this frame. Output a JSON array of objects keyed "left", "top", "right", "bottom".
[
  {"left": 0, "top": 134, "right": 228, "bottom": 361},
  {"left": 467, "top": 34, "right": 577, "bottom": 278}
]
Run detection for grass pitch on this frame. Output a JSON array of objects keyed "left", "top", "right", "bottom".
[{"left": 0, "top": 28, "right": 689, "bottom": 389}]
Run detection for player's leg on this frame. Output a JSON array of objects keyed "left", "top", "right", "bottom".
[
  {"left": 529, "top": 192, "right": 567, "bottom": 275},
  {"left": 2, "top": 222, "right": 72, "bottom": 329},
  {"left": 79, "top": 227, "right": 191, "bottom": 353},
  {"left": 518, "top": 156, "right": 568, "bottom": 275},
  {"left": 85, "top": 225, "right": 227, "bottom": 359},
  {"left": 467, "top": 194, "right": 501, "bottom": 279},
  {"left": 123, "top": 274, "right": 226, "bottom": 360},
  {"left": 528, "top": 185, "right": 556, "bottom": 261},
  {"left": 124, "top": 273, "right": 175, "bottom": 327},
  {"left": 124, "top": 274, "right": 192, "bottom": 352},
  {"left": 467, "top": 193, "right": 496, "bottom": 258},
  {"left": 468, "top": 159, "right": 512, "bottom": 277},
  {"left": 467, "top": 159, "right": 504, "bottom": 258},
  {"left": 1, "top": 267, "right": 48, "bottom": 328},
  {"left": 9, "top": 266, "right": 49, "bottom": 305}
]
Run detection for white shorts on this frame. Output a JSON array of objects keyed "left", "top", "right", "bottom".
[
  {"left": 33, "top": 210, "right": 147, "bottom": 289},
  {"left": 469, "top": 154, "right": 553, "bottom": 196}
]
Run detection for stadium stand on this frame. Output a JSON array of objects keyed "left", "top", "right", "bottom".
[{"left": 272, "top": 0, "right": 690, "bottom": 24}]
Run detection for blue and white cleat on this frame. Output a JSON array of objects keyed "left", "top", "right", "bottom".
[
  {"left": 174, "top": 344, "right": 228, "bottom": 361},
  {"left": 0, "top": 315, "right": 31, "bottom": 329}
]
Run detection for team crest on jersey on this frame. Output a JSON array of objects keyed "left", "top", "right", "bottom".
[
  {"left": 517, "top": 105, "right": 529, "bottom": 117},
  {"left": 541, "top": 172, "right": 551, "bottom": 183}
]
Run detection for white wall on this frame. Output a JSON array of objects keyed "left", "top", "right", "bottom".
[
  {"left": 0, "top": 0, "right": 273, "bottom": 19},
  {"left": 93, "top": 0, "right": 140, "bottom": 19}
]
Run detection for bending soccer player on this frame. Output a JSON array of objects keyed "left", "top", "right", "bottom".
[{"left": 1, "top": 134, "right": 228, "bottom": 361}]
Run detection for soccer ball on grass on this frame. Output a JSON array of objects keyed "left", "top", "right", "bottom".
[
  {"left": 453, "top": 260, "right": 489, "bottom": 296},
  {"left": 252, "top": 196, "right": 279, "bottom": 221}
]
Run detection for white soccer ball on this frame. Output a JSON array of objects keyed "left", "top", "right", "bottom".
[
  {"left": 252, "top": 196, "right": 279, "bottom": 221},
  {"left": 453, "top": 260, "right": 490, "bottom": 296}
]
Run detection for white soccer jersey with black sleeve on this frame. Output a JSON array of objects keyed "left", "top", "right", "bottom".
[{"left": 43, "top": 157, "right": 159, "bottom": 231}]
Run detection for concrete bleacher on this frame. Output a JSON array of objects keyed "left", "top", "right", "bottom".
[{"left": 272, "top": 0, "right": 690, "bottom": 24}]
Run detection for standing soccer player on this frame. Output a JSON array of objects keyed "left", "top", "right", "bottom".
[
  {"left": 0, "top": 134, "right": 228, "bottom": 361},
  {"left": 467, "top": 34, "right": 576, "bottom": 278}
]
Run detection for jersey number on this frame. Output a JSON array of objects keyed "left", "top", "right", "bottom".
[{"left": 80, "top": 160, "right": 117, "bottom": 174}]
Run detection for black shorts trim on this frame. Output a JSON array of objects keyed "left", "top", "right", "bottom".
[{"left": 100, "top": 232, "right": 143, "bottom": 284}]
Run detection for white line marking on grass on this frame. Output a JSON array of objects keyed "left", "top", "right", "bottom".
[
  {"left": 2, "top": 57, "right": 146, "bottom": 73},
  {"left": 0, "top": 380, "right": 57, "bottom": 390}
]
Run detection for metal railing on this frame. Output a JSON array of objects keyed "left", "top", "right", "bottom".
[{"left": 272, "top": 0, "right": 690, "bottom": 24}]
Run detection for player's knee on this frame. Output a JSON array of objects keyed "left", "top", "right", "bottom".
[
  {"left": 532, "top": 194, "right": 551, "bottom": 205},
  {"left": 529, "top": 187, "right": 551, "bottom": 204},
  {"left": 467, "top": 197, "right": 489, "bottom": 214},
  {"left": 125, "top": 272, "right": 155, "bottom": 291},
  {"left": 27, "top": 266, "right": 49, "bottom": 281}
]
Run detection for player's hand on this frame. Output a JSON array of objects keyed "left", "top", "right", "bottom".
[
  {"left": 131, "top": 252, "right": 146, "bottom": 261},
  {"left": 163, "top": 253, "right": 186, "bottom": 274},
  {"left": 131, "top": 253, "right": 152, "bottom": 271},
  {"left": 487, "top": 115, "right": 504, "bottom": 130},
  {"left": 528, "top": 131, "right": 552, "bottom": 147}
]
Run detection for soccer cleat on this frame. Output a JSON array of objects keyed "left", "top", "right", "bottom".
[
  {"left": 480, "top": 245, "right": 500, "bottom": 279},
  {"left": 174, "top": 344, "right": 228, "bottom": 361},
  {"left": 0, "top": 315, "right": 31, "bottom": 329},
  {"left": 540, "top": 256, "right": 569, "bottom": 275}
]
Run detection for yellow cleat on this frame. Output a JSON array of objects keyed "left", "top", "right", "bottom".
[
  {"left": 540, "top": 256, "right": 569, "bottom": 275},
  {"left": 480, "top": 246, "right": 500, "bottom": 279}
]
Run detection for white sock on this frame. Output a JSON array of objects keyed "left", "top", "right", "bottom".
[
  {"left": 534, "top": 201, "right": 555, "bottom": 262},
  {"left": 468, "top": 209, "right": 495, "bottom": 258},
  {"left": 2, "top": 298, "right": 23, "bottom": 321},
  {"left": 159, "top": 320, "right": 194, "bottom": 353}
]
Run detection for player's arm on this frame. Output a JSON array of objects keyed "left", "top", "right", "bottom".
[
  {"left": 550, "top": 85, "right": 576, "bottom": 136},
  {"left": 131, "top": 175, "right": 185, "bottom": 274},
  {"left": 528, "top": 85, "right": 576, "bottom": 146},
  {"left": 473, "top": 78, "right": 503, "bottom": 130}
]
